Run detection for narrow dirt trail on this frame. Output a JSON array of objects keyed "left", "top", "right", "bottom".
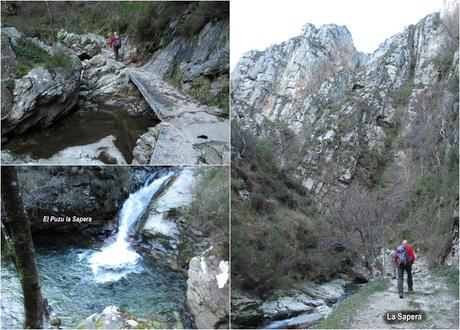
[{"left": 348, "top": 257, "right": 459, "bottom": 329}]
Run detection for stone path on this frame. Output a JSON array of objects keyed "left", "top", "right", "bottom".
[
  {"left": 127, "top": 68, "right": 229, "bottom": 165},
  {"left": 348, "top": 258, "right": 459, "bottom": 329}
]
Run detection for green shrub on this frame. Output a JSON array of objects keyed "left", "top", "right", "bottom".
[
  {"left": 432, "top": 49, "right": 455, "bottom": 79},
  {"left": 176, "top": 2, "right": 229, "bottom": 37},
  {"left": 15, "top": 64, "right": 29, "bottom": 78},
  {"left": 5, "top": 79, "right": 15, "bottom": 94},
  {"left": 11, "top": 37, "right": 50, "bottom": 65},
  {"left": 45, "top": 52, "right": 73, "bottom": 72},
  {"left": 11, "top": 37, "right": 73, "bottom": 74},
  {"left": 393, "top": 81, "right": 414, "bottom": 105},
  {"left": 432, "top": 265, "right": 459, "bottom": 297}
]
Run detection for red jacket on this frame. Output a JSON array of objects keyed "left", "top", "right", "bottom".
[
  {"left": 109, "top": 35, "right": 122, "bottom": 48},
  {"left": 393, "top": 243, "right": 415, "bottom": 265}
]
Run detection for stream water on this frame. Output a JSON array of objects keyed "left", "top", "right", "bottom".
[
  {"left": 1, "top": 170, "right": 188, "bottom": 329},
  {"left": 3, "top": 105, "right": 156, "bottom": 163},
  {"left": 262, "top": 282, "right": 366, "bottom": 329}
]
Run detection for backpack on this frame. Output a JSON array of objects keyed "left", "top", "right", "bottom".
[
  {"left": 396, "top": 244, "right": 409, "bottom": 265},
  {"left": 114, "top": 36, "right": 121, "bottom": 48}
]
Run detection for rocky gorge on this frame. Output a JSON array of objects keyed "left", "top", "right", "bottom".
[
  {"left": 1, "top": 16, "right": 229, "bottom": 165},
  {"left": 231, "top": 1, "right": 458, "bottom": 328},
  {"left": 1, "top": 166, "right": 229, "bottom": 329}
]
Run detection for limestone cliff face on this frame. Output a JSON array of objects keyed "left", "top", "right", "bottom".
[{"left": 232, "top": 9, "right": 459, "bottom": 212}]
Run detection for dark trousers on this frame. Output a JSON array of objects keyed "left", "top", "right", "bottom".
[
  {"left": 113, "top": 46, "right": 119, "bottom": 61},
  {"left": 397, "top": 262, "right": 413, "bottom": 293}
]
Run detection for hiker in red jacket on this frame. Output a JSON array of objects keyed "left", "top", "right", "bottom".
[
  {"left": 109, "top": 32, "right": 122, "bottom": 61},
  {"left": 393, "top": 240, "right": 416, "bottom": 298}
]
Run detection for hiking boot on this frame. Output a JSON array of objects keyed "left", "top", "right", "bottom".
[
  {"left": 399, "top": 292, "right": 403, "bottom": 298},
  {"left": 408, "top": 288, "right": 413, "bottom": 292}
]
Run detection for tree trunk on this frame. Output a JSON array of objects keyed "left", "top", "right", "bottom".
[
  {"left": 1, "top": 166, "right": 44, "bottom": 329},
  {"left": 45, "top": 1, "right": 55, "bottom": 41}
]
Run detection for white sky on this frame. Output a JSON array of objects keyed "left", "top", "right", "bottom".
[{"left": 230, "top": 0, "right": 443, "bottom": 69}]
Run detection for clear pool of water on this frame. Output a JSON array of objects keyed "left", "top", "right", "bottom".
[
  {"left": 1, "top": 243, "right": 187, "bottom": 329},
  {"left": 3, "top": 106, "right": 157, "bottom": 163}
]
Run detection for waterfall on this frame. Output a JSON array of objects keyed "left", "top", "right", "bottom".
[{"left": 89, "top": 170, "right": 174, "bottom": 282}]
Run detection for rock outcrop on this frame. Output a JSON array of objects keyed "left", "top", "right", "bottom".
[
  {"left": 56, "top": 29, "right": 106, "bottom": 59},
  {"left": 146, "top": 20, "right": 229, "bottom": 97},
  {"left": 127, "top": 19, "right": 230, "bottom": 165},
  {"left": 57, "top": 29, "right": 152, "bottom": 114},
  {"left": 187, "top": 255, "right": 229, "bottom": 329},
  {"left": 1, "top": 64, "right": 81, "bottom": 139},
  {"left": 1, "top": 28, "right": 82, "bottom": 141}
]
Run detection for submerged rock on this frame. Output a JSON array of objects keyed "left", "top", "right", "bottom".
[
  {"left": 49, "top": 316, "right": 61, "bottom": 328},
  {"left": 77, "top": 306, "right": 148, "bottom": 329},
  {"left": 35, "top": 135, "right": 127, "bottom": 165},
  {"left": 187, "top": 255, "right": 229, "bottom": 329}
]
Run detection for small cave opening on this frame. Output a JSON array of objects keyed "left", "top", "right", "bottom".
[
  {"left": 78, "top": 52, "right": 92, "bottom": 61},
  {"left": 352, "top": 83, "right": 365, "bottom": 91},
  {"left": 197, "top": 135, "right": 208, "bottom": 139}
]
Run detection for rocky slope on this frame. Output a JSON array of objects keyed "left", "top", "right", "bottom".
[{"left": 232, "top": 9, "right": 458, "bottom": 212}]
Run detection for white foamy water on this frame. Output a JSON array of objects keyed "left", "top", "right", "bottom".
[{"left": 89, "top": 171, "right": 174, "bottom": 282}]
